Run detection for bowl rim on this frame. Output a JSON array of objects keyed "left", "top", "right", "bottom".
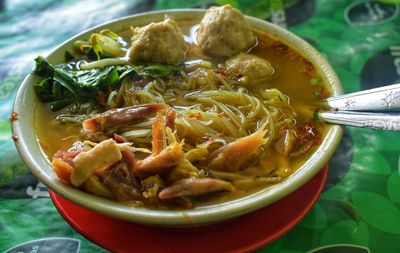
[{"left": 11, "top": 8, "right": 344, "bottom": 226}]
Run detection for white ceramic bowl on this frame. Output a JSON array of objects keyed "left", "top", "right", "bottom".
[{"left": 11, "top": 9, "right": 343, "bottom": 226}]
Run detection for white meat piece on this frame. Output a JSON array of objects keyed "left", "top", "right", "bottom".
[
  {"left": 71, "top": 139, "right": 122, "bottom": 186},
  {"left": 129, "top": 18, "right": 187, "bottom": 64},
  {"left": 197, "top": 5, "right": 256, "bottom": 57}
]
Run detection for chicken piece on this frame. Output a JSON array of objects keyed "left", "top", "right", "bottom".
[
  {"left": 71, "top": 139, "right": 122, "bottom": 186},
  {"left": 99, "top": 162, "right": 142, "bottom": 202},
  {"left": 165, "top": 108, "right": 176, "bottom": 131},
  {"left": 129, "top": 18, "right": 187, "bottom": 64},
  {"left": 158, "top": 178, "right": 234, "bottom": 200},
  {"left": 121, "top": 151, "right": 138, "bottom": 183},
  {"left": 82, "top": 104, "right": 165, "bottom": 132},
  {"left": 225, "top": 53, "right": 274, "bottom": 85},
  {"left": 134, "top": 142, "right": 184, "bottom": 179},
  {"left": 134, "top": 108, "right": 186, "bottom": 179},
  {"left": 197, "top": 5, "right": 256, "bottom": 57},
  {"left": 53, "top": 148, "right": 82, "bottom": 165},
  {"left": 208, "top": 121, "right": 269, "bottom": 172},
  {"left": 114, "top": 133, "right": 128, "bottom": 143}
]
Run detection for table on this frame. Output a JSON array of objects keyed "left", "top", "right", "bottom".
[{"left": 1, "top": 0, "right": 400, "bottom": 252}]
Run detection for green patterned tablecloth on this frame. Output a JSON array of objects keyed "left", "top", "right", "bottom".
[{"left": 1, "top": 0, "right": 400, "bottom": 252}]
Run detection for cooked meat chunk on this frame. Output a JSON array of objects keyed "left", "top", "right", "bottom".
[
  {"left": 134, "top": 142, "right": 184, "bottom": 179},
  {"left": 99, "top": 162, "right": 142, "bottom": 202},
  {"left": 158, "top": 178, "right": 234, "bottom": 199},
  {"left": 129, "top": 18, "right": 187, "bottom": 64},
  {"left": 225, "top": 53, "right": 274, "bottom": 85},
  {"left": 208, "top": 120, "right": 269, "bottom": 172},
  {"left": 82, "top": 104, "right": 165, "bottom": 133},
  {"left": 71, "top": 139, "right": 122, "bottom": 186},
  {"left": 197, "top": 5, "right": 256, "bottom": 57}
]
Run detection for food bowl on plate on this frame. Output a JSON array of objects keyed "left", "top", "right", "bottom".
[{"left": 11, "top": 6, "right": 343, "bottom": 227}]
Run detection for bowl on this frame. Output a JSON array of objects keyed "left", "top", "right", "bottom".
[{"left": 11, "top": 9, "right": 343, "bottom": 227}]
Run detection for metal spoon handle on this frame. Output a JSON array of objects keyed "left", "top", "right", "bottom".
[
  {"left": 319, "top": 111, "right": 400, "bottom": 131},
  {"left": 323, "top": 83, "right": 400, "bottom": 111}
]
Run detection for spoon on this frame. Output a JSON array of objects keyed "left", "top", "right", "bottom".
[{"left": 319, "top": 83, "right": 400, "bottom": 131}]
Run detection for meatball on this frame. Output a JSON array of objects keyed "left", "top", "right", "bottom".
[
  {"left": 197, "top": 5, "right": 256, "bottom": 58},
  {"left": 225, "top": 53, "right": 274, "bottom": 85},
  {"left": 129, "top": 18, "right": 187, "bottom": 65}
]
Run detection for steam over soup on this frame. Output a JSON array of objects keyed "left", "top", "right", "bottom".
[{"left": 33, "top": 5, "right": 329, "bottom": 209}]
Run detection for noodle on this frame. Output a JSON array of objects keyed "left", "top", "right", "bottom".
[{"left": 33, "top": 7, "right": 327, "bottom": 209}]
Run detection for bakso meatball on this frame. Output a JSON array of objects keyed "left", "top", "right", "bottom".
[
  {"left": 129, "top": 18, "right": 187, "bottom": 65},
  {"left": 225, "top": 53, "right": 274, "bottom": 85},
  {"left": 197, "top": 5, "right": 256, "bottom": 58}
]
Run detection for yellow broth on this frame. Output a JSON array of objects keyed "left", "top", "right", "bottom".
[{"left": 35, "top": 18, "right": 330, "bottom": 208}]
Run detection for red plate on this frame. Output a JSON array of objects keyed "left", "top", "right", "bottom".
[{"left": 50, "top": 166, "right": 328, "bottom": 253}]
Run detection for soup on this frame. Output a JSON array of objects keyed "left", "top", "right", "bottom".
[{"left": 34, "top": 5, "right": 329, "bottom": 209}]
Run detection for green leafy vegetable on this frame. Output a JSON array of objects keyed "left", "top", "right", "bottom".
[
  {"left": 32, "top": 56, "right": 132, "bottom": 111},
  {"left": 50, "top": 98, "right": 73, "bottom": 111},
  {"left": 32, "top": 78, "right": 55, "bottom": 102},
  {"left": 136, "top": 64, "right": 182, "bottom": 78},
  {"left": 32, "top": 56, "right": 182, "bottom": 111},
  {"left": 33, "top": 56, "right": 54, "bottom": 77}
]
